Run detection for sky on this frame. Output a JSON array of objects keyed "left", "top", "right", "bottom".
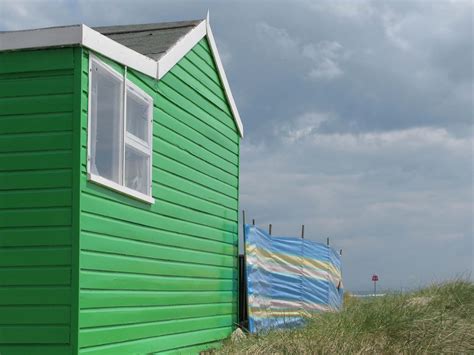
[{"left": 1, "top": 0, "right": 472, "bottom": 291}]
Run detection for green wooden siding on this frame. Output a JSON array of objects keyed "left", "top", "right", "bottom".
[
  {"left": 0, "top": 48, "right": 76, "bottom": 355},
  {"left": 78, "top": 38, "right": 240, "bottom": 354},
  {"left": 0, "top": 37, "right": 240, "bottom": 354}
]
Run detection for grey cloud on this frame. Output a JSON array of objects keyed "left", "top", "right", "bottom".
[{"left": 241, "top": 127, "right": 473, "bottom": 289}]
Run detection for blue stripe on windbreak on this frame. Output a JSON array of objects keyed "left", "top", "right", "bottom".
[
  {"left": 246, "top": 225, "right": 305, "bottom": 257},
  {"left": 302, "top": 277, "right": 330, "bottom": 304},
  {"left": 248, "top": 270, "right": 332, "bottom": 304}
]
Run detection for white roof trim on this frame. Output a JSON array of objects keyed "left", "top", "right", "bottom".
[
  {"left": 82, "top": 25, "right": 157, "bottom": 77},
  {"left": 157, "top": 20, "right": 207, "bottom": 79},
  {"left": 0, "top": 20, "right": 243, "bottom": 137},
  {"left": 205, "top": 16, "right": 244, "bottom": 137},
  {"left": 0, "top": 25, "right": 158, "bottom": 77},
  {"left": 0, "top": 25, "right": 82, "bottom": 51}
]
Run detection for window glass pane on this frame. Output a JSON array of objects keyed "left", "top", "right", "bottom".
[
  {"left": 124, "top": 145, "right": 149, "bottom": 195},
  {"left": 90, "top": 61, "right": 123, "bottom": 184},
  {"left": 126, "top": 87, "right": 150, "bottom": 144}
]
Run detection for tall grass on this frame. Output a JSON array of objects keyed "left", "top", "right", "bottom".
[{"left": 218, "top": 279, "right": 474, "bottom": 354}]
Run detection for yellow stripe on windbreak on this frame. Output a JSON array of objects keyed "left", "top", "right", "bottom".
[
  {"left": 246, "top": 245, "right": 341, "bottom": 279},
  {"left": 303, "top": 258, "right": 341, "bottom": 279}
]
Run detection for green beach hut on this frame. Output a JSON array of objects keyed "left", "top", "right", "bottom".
[{"left": 0, "top": 16, "right": 243, "bottom": 354}]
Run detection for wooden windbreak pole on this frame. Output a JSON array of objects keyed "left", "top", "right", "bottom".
[
  {"left": 301, "top": 225, "right": 305, "bottom": 239},
  {"left": 240, "top": 210, "right": 248, "bottom": 328}
]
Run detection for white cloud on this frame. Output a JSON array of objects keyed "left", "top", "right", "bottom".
[
  {"left": 307, "top": 127, "right": 472, "bottom": 151},
  {"left": 308, "top": 0, "right": 376, "bottom": 20},
  {"left": 303, "top": 41, "right": 346, "bottom": 80},
  {"left": 307, "top": 59, "right": 344, "bottom": 80},
  {"left": 256, "top": 22, "right": 347, "bottom": 80},
  {"left": 381, "top": 9, "right": 412, "bottom": 51},
  {"left": 277, "top": 111, "right": 331, "bottom": 142},
  {"left": 255, "top": 22, "right": 299, "bottom": 52}
]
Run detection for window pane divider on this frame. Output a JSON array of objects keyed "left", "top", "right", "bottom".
[
  {"left": 121, "top": 66, "right": 128, "bottom": 186},
  {"left": 125, "top": 135, "right": 151, "bottom": 155},
  {"left": 127, "top": 80, "right": 153, "bottom": 104}
]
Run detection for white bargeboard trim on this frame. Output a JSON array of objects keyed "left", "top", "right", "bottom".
[
  {"left": 0, "top": 25, "right": 82, "bottom": 51},
  {"left": 82, "top": 25, "right": 157, "bottom": 77},
  {"left": 0, "top": 25, "right": 157, "bottom": 78},
  {"left": 0, "top": 19, "right": 243, "bottom": 136},
  {"left": 205, "top": 17, "right": 244, "bottom": 137},
  {"left": 155, "top": 15, "right": 243, "bottom": 136},
  {"left": 157, "top": 20, "right": 207, "bottom": 79}
]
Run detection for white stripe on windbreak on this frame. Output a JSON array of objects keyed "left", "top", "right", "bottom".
[{"left": 247, "top": 253, "right": 341, "bottom": 286}]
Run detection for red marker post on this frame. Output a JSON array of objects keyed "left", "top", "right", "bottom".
[{"left": 372, "top": 274, "right": 379, "bottom": 296}]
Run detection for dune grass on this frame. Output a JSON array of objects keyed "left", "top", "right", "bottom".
[{"left": 218, "top": 279, "right": 474, "bottom": 354}]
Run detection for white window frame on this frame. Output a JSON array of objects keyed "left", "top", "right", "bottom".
[{"left": 87, "top": 54, "right": 154, "bottom": 204}]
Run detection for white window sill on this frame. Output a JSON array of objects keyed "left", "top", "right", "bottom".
[{"left": 87, "top": 172, "right": 155, "bottom": 204}]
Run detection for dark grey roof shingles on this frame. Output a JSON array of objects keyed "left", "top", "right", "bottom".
[{"left": 94, "top": 20, "right": 202, "bottom": 60}]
